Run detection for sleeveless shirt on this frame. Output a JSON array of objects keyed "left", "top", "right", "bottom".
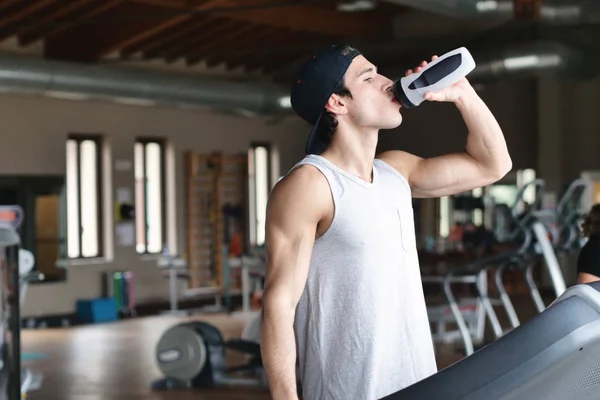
[{"left": 290, "top": 154, "right": 437, "bottom": 400}]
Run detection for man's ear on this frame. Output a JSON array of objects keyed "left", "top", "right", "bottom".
[{"left": 325, "top": 94, "right": 348, "bottom": 115}]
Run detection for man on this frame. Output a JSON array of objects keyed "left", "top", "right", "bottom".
[{"left": 260, "top": 44, "right": 512, "bottom": 400}]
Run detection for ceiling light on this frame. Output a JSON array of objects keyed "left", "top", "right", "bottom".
[{"left": 337, "top": 0, "right": 378, "bottom": 12}]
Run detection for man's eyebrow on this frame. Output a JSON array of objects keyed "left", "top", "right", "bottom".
[{"left": 357, "top": 66, "right": 377, "bottom": 78}]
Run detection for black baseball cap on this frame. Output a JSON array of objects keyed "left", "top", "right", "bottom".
[{"left": 291, "top": 44, "right": 361, "bottom": 155}]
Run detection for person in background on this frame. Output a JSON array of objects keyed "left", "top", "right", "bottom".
[{"left": 577, "top": 204, "right": 600, "bottom": 284}]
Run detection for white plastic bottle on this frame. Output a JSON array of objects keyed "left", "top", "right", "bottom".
[{"left": 393, "top": 47, "right": 476, "bottom": 109}]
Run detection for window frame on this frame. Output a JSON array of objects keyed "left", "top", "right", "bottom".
[
  {"left": 66, "top": 133, "right": 104, "bottom": 259},
  {"left": 248, "top": 142, "right": 273, "bottom": 247},
  {"left": 134, "top": 137, "right": 167, "bottom": 255}
]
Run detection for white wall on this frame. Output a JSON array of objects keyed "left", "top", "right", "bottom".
[{"left": 0, "top": 92, "right": 307, "bottom": 317}]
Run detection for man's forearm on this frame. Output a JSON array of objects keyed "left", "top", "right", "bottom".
[
  {"left": 261, "top": 303, "right": 299, "bottom": 400},
  {"left": 456, "top": 85, "right": 512, "bottom": 176}
]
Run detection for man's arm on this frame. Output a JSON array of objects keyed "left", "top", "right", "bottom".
[
  {"left": 380, "top": 81, "right": 512, "bottom": 198},
  {"left": 261, "top": 165, "right": 331, "bottom": 400}
]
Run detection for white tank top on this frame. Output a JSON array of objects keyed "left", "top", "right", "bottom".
[{"left": 291, "top": 154, "right": 437, "bottom": 400}]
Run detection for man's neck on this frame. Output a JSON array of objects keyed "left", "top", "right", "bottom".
[{"left": 321, "top": 126, "right": 379, "bottom": 182}]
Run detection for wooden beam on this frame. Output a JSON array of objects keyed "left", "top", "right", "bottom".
[
  {"left": 199, "top": 27, "right": 292, "bottom": 68},
  {"left": 121, "top": 16, "right": 203, "bottom": 57},
  {"left": 199, "top": 24, "right": 273, "bottom": 67},
  {"left": 0, "top": 0, "right": 56, "bottom": 27},
  {"left": 42, "top": 0, "right": 125, "bottom": 45},
  {"left": 214, "top": 4, "right": 390, "bottom": 37},
  {"left": 0, "top": 0, "right": 59, "bottom": 43},
  {"left": 18, "top": 0, "right": 97, "bottom": 46},
  {"left": 159, "top": 18, "right": 234, "bottom": 63},
  {"left": 224, "top": 30, "right": 302, "bottom": 70},
  {"left": 80, "top": 0, "right": 230, "bottom": 59},
  {"left": 131, "top": 0, "right": 393, "bottom": 38},
  {"left": 44, "top": 1, "right": 152, "bottom": 61},
  {"left": 139, "top": 16, "right": 217, "bottom": 59},
  {"left": 185, "top": 22, "right": 261, "bottom": 65},
  {"left": 0, "top": 0, "right": 22, "bottom": 12},
  {"left": 96, "top": 15, "right": 191, "bottom": 58}
]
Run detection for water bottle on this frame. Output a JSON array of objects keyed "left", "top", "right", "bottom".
[{"left": 393, "top": 47, "right": 476, "bottom": 109}]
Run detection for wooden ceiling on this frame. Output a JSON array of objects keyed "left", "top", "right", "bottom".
[{"left": 0, "top": 0, "right": 410, "bottom": 74}]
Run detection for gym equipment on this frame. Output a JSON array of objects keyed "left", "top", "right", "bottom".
[
  {"left": 157, "top": 252, "right": 188, "bottom": 315},
  {"left": 426, "top": 178, "right": 574, "bottom": 356},
  {"left": 425, "top": 180, "right": 540, "bottom": 349},
  {"left": 151, "top": 320, "right": 266, "bottom": 390},
  {"left": 112, "top": 270, "right": 136, "bottom": 317},
  {"left": 393, "top": 47, "right": 476, "bottom": 109},
  {"left": 381, "top": 281, "right": 600, "bottom": 400},
  {"left": 447, "top": 175, "right": 588, "bottom": 355},
  {"left": 555, "top": 178, "right": 587, "bottom": 253},
  {"left": 233, "top": 255, "right": 265, "bottom": 317},
  {"left": 445, "top": 217, "right": 566, "bottom": 356},
  {"left": 0, "top": 205, "right": 43, "bottom": 400}
]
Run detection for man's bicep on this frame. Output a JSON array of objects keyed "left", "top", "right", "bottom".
[
  {"left": 379, "top": 150, "right": 496, "bottom": 198},
  {"left": 409, "top": 152, "right": 492, "bottom": 198}
]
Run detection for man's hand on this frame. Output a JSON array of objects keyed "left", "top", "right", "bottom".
[
  {"left": 404, "top": 55, "right": 475, "bottom": 104},
  {"left": 379, "top": 54, "right": 512, "bottom": 198}
]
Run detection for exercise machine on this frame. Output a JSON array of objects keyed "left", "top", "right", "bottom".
[
  {"left": 381, "top": 281, "right": 600, "bottom": 400},
  {"left": 425, "top": 180, "right": 539, "bottom": 350},
  {"left": 425, "top": 178, "right": 544, "bottom": 348},
  {"left": 444, "top": 214, "right": 566, "bottom": 356},
  {"left": 150, "top": 319, "right": 266, "bottom": 390},
  {"left": 554, "top": 178, "right": 587, "bottom": 253},
  {"left": 0, "top": 206, "right": 43, "bottom": 400},
  {"left": 435, "top": 176, "right": 585, "bottom": 355},
  {"left": 157, "top": 251, "right": 189, "bottom": 315}
]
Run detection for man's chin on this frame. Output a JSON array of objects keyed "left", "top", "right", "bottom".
[{"left": 381, "top": 119, "right": 402, "bottom": 131}]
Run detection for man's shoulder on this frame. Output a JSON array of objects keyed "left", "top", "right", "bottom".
[
  {"left": 267, "top": 164, "right": 332, "bottom": 225},
  {"left": 376, "top": 150, "right": 420, "bottom": 181},
  {"left": 280, "top": 162, "right": 329, "bottom": 187},
  {"left": 270, "top": 164, "right": 330, "bottom": 204}
]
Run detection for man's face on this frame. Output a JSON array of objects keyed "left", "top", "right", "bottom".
[{"left": 333, "top": 55, "right": 403, "bottom": 130}]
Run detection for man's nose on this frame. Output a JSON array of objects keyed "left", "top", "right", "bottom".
[{"left": 383, "top": 77, "right": 395, "bottom": 92}]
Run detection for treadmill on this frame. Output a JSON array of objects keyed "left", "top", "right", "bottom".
[{"left": 381, "top": 281, "right": 600, "bottom": 400}]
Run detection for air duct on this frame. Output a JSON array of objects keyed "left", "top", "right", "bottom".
[
  {"left": 371, "top": 40, "right": 592, "bottom": 85},
  {"left": 0, "top": 52, "right": 292, "bottom": 117},
  {"left": 382, "top": 0, "right": 590, "bottom": 24},
  {"left": 467, "top": 41, "right": 587, "bottom": 82}
]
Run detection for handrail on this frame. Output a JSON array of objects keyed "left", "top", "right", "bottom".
[{"left": 442, "top": 250, "right": 520, "bottom": 355}]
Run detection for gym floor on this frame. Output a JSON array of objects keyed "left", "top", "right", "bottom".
[
  {"left": 20, "top": 294, "right": 545, "bottom": 400},
  {"left": 22, "top": 313, "right": 273, "bottom": 400}
]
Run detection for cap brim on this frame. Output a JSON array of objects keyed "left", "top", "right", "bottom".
[{"left": 305, "top": 112, "right": 328, "bottom": 155}]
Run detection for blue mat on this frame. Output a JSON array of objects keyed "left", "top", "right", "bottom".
[{"left": 21, "top": 353, "right": 49, "bottom": 361}]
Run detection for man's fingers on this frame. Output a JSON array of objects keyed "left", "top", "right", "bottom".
[{"left": 425, "top": 91, "right": 445, "bottom": 102}]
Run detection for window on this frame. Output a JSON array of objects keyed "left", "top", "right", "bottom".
[
  {"left": 134, "top": 138, "right": 166, "bottom": 254},
  {"left": 66, "top": 135, "right": 103, "bottom": 259},
  {"left": 248, "top": 143, "right": 272, "bottom": 247},
  {"left": 439, "top": 196, "right": 450, "bottom": 237}
]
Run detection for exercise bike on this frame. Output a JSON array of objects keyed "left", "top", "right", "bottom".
[{"left": 151, "top": 317, "right": 267, "bottom": 390}]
